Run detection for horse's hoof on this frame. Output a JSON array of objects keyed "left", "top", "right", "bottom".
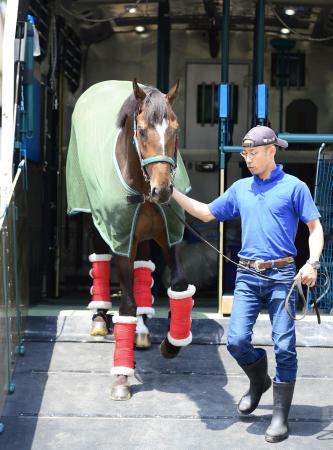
[
  {"left": 90, "top": 316, "right": 108, "bottom": 337},
  {"left": 160, "top": 337, "right": 181, "bottom": 359},
  {"left": 135, "top": 332, "right": 151, "bottom": 349},
  {"left": 111, "top": 375, "right": 132, "bottom": 401}
]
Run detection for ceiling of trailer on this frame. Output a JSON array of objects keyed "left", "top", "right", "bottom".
[{"left": 60, "top": 1, "right": 333, "bottom": 42}]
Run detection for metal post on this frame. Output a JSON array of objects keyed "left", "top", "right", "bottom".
[
  {"left": 253, "top": 0, "right": 265, "bottom": 125},
  {"left": 2, "top": 227, "right": 15, "bottom": 395},
  {"left": 218, "top": 0, "right": 230, "bottom": 315},
  {"left": 12, "top": 202, "right": 25, "bottom": 356},
  {"left": 157, "top": 0, "right": 170, "bottom": 92},
  {"left": 55, "top": 72, "right": 64, "bottom": 297},
  {"left": 221, "top": 0, "right": 230, "bottom": 84},
  {"left": 279, "top": 79, "right": 283, "bottom": 130},
  {"left": 277, "top": 133, "right": 333, "bottom": 143}
]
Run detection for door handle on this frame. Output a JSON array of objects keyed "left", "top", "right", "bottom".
[{"left": 195, "top": 161, "right": 218, "bottom": 172}]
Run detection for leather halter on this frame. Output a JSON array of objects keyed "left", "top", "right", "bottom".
[{"left": 133, "top": 114, "right": 178, "bottom": 182}]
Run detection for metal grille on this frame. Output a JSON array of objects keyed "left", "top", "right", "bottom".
[{"left": 308, "top": 148, "right": 333, "bottom": 311}]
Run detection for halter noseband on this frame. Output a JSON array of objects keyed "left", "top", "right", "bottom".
[{"left": 133, "top": 114, "right": 178, "bottom": 182}]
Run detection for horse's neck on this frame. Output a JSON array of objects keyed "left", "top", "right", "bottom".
[{"left": 116, "top": 119, "right": 148, "bottom": 194}]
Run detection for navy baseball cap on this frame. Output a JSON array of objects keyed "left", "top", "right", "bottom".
[{"left": 242, "top": 126, "right": 288, "bottom": 148}]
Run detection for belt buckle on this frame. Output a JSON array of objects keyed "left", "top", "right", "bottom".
[{"left": 254, "top": 260, "right": 265, "bottom": 272}]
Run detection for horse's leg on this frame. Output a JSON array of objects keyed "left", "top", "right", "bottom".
[
  {"left": 110, "top": 255, "right": 137, "bottom": 401},
  {"left": 159, "top": 243, "right": 196, "bottom": 359},
  {"left": 133, "top": 241, "right": 155, "bottom": 349},
  {"left": 88, "top": 217, "right": 112, "bottom": 336}
]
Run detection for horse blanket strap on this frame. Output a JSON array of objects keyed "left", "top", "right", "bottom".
[
  {"left": 239, "top": 256, "right": 294, "bottom": 272},
  {"left": 126, "top": 194, "right": 145, "bottom": 204}
]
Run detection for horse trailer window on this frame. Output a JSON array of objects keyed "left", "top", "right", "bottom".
[
  {"left": 196, "top": 82, "right": 238, "bottom": 126},
  {"left": 271, "top": 52, "right": 305, "bottom": 88}
]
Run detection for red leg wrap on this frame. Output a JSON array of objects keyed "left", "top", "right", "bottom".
[
  {"left": 91, "top": 261, "right": 110, "bottom": 300},
  {"left": 111, "top": 318, "right": 137, "bottom": 376},
  {"left": 133, "top": 261, "right": 155, "bottom": 316},
  {"left": 88, "top": 254, "right": 111, "bottom": 310},
  {"left": 167, "top": 285, "right": 195, "bottom": 347}
]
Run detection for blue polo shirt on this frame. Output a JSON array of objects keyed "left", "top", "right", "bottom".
[{"left": 208, "top": 164, "right": 320, "bottom": 260}]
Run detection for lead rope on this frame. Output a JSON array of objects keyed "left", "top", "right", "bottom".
[
  {"left": 167, "top": 203, "right": 329, "bottom": 324},
  {"left": 284, "top": 269, "right": 330, "bottom": 324},
  {"left": 284, "top": 276, "right": 311, "bottom": 322}
]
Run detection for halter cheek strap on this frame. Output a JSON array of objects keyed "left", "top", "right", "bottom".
[{"left": 133, "top": 114, "right": 177, "bottom": 180}]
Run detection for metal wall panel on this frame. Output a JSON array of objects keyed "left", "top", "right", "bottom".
[
  {"left": 0, "top": 233, "right": 10, "bottom": 416},
  {"left": 0, "top": 176, "right": 29, "bottom": 421}
]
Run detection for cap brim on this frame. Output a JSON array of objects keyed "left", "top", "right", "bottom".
[{"left": 276, "top": 137, "right": 288, "bottom": 148}]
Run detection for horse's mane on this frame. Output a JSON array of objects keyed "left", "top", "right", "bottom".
[{"left": 117, "top": 85, "right": 168, "bottom": 128}]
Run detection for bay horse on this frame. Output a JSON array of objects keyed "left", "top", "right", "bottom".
[{"left": 66, "top": 79, "right": 196, "bottom": 400}]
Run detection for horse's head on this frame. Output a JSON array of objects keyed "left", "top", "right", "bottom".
[{"left": 133, "top": 79, "right": 179, "bottom": 204}]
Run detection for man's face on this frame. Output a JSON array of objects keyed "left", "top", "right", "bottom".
[{"left": 240, "top": 143, "right": 275, "bottom": 175}]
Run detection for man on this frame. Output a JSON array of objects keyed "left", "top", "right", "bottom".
[{"left": 172, "top": 125, "right": 324, "bottom": 443}]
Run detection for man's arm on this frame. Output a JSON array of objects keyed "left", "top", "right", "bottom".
[
  {"left": 298, "top": 218, "right": 324, "bottom": 287},
  {"left": 307, "top": 218, "right": 324, "bottom": 262},
  {"left": 172, "top": 188, "right": 215, "bottom": 222}
]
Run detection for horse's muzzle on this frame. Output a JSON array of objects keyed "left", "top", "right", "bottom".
[{"left": 151, "top": 185, "right": 173, "bottom": 204}]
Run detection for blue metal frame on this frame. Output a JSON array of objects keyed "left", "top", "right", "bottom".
[
  {"left": 218, "top": 83, "right": 232, "bottom": 169},
  {"left": 218, "top": 84, "right": 230, "bottom": 119},
  {"left": 277, "top": 134, "right": 333, "bottom": 144},
  {"left": 256, "top": 84, "right": 268, "bottom": 122}
]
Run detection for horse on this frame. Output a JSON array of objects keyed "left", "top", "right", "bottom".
[{"left": 66, "top": 79, "right": 196, "bottom": 400}]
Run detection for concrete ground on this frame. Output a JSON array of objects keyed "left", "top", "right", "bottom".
[{"left": 0, "top": 312, "right": 333, "bottom": 450}]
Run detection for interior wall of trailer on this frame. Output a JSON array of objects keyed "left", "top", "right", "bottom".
[
  {"left": 84, "top": 29, "right": 252, "bottom": 148},
  {"left": 27, "top": 15, "right": 333, "bottom": 298},
  {"left": 83, "top": 29, "right": 333, "bottom": 144},
  {"left": 72, "top": 28, "right": 333, "bottom": 295},
  {"left": 268, "top": 40, "right": 333, "bottom": 133}
]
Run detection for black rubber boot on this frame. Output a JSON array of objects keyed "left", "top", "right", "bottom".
[
  {"left": 238, "top": 352, "right": 272, "bottom": 415},
  {"left": 265, "top": 381, "right": 295, "bottom": 443}
]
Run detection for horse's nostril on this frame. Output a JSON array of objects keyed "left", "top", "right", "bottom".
[
  {"left": 150, "top": 186, "right": 172, "bottom": 203},
  {"left": 170, "top": 185, "right": 174, "bottom": 194}
]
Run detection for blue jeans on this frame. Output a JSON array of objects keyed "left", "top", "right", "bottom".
[{"left": 227, "top": 264, "right": 297, "bottom": 382}]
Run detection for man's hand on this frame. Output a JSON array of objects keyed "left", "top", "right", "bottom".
[
  {"left": 295, "top": 263, "right": 317, "bottom": 287},
  {"left": 172, "top": 188, "right": 215, "bottom": 222}
]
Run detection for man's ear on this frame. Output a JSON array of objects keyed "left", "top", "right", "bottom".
[
  {"left": 271, "top": 145, "right": 277, "bottom": 157},
  {"left": 166, "top": 80, "right": 180, "bottom": 106},
  {"left": 133, "top": 78, "right": 146, "bottom": 102}
]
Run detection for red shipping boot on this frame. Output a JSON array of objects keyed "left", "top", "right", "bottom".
[
  {"left": 111, "top": 316, "right": 137, "bottom": 377},
  {"left": 133, "top": 260, "right": 155, "bottom": 348},
  {"left": 167, "top": 285, "right": 196, "bottom": 346},
  {"left": 88, "top": 253, "right": 112, "bottom": 336}
]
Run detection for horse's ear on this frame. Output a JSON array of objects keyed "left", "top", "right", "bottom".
[
  {"left": 166, "top": 80, "right": 180, "bottom": 106},
  {"left": 133, "top": 78, "right": 146, "bottom": 103}
]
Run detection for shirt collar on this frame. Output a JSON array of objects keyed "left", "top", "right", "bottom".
[{"left": 254, "top": 164, "right": 284, "bottom": 184}]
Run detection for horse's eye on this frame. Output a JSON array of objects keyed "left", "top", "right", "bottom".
[{"left": 139, "top": 128, "right": 146, "bottom": 138}]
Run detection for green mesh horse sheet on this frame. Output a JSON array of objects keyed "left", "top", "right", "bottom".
[{"left": 66, "top": 80, "right": 191, "bottom": 257}]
